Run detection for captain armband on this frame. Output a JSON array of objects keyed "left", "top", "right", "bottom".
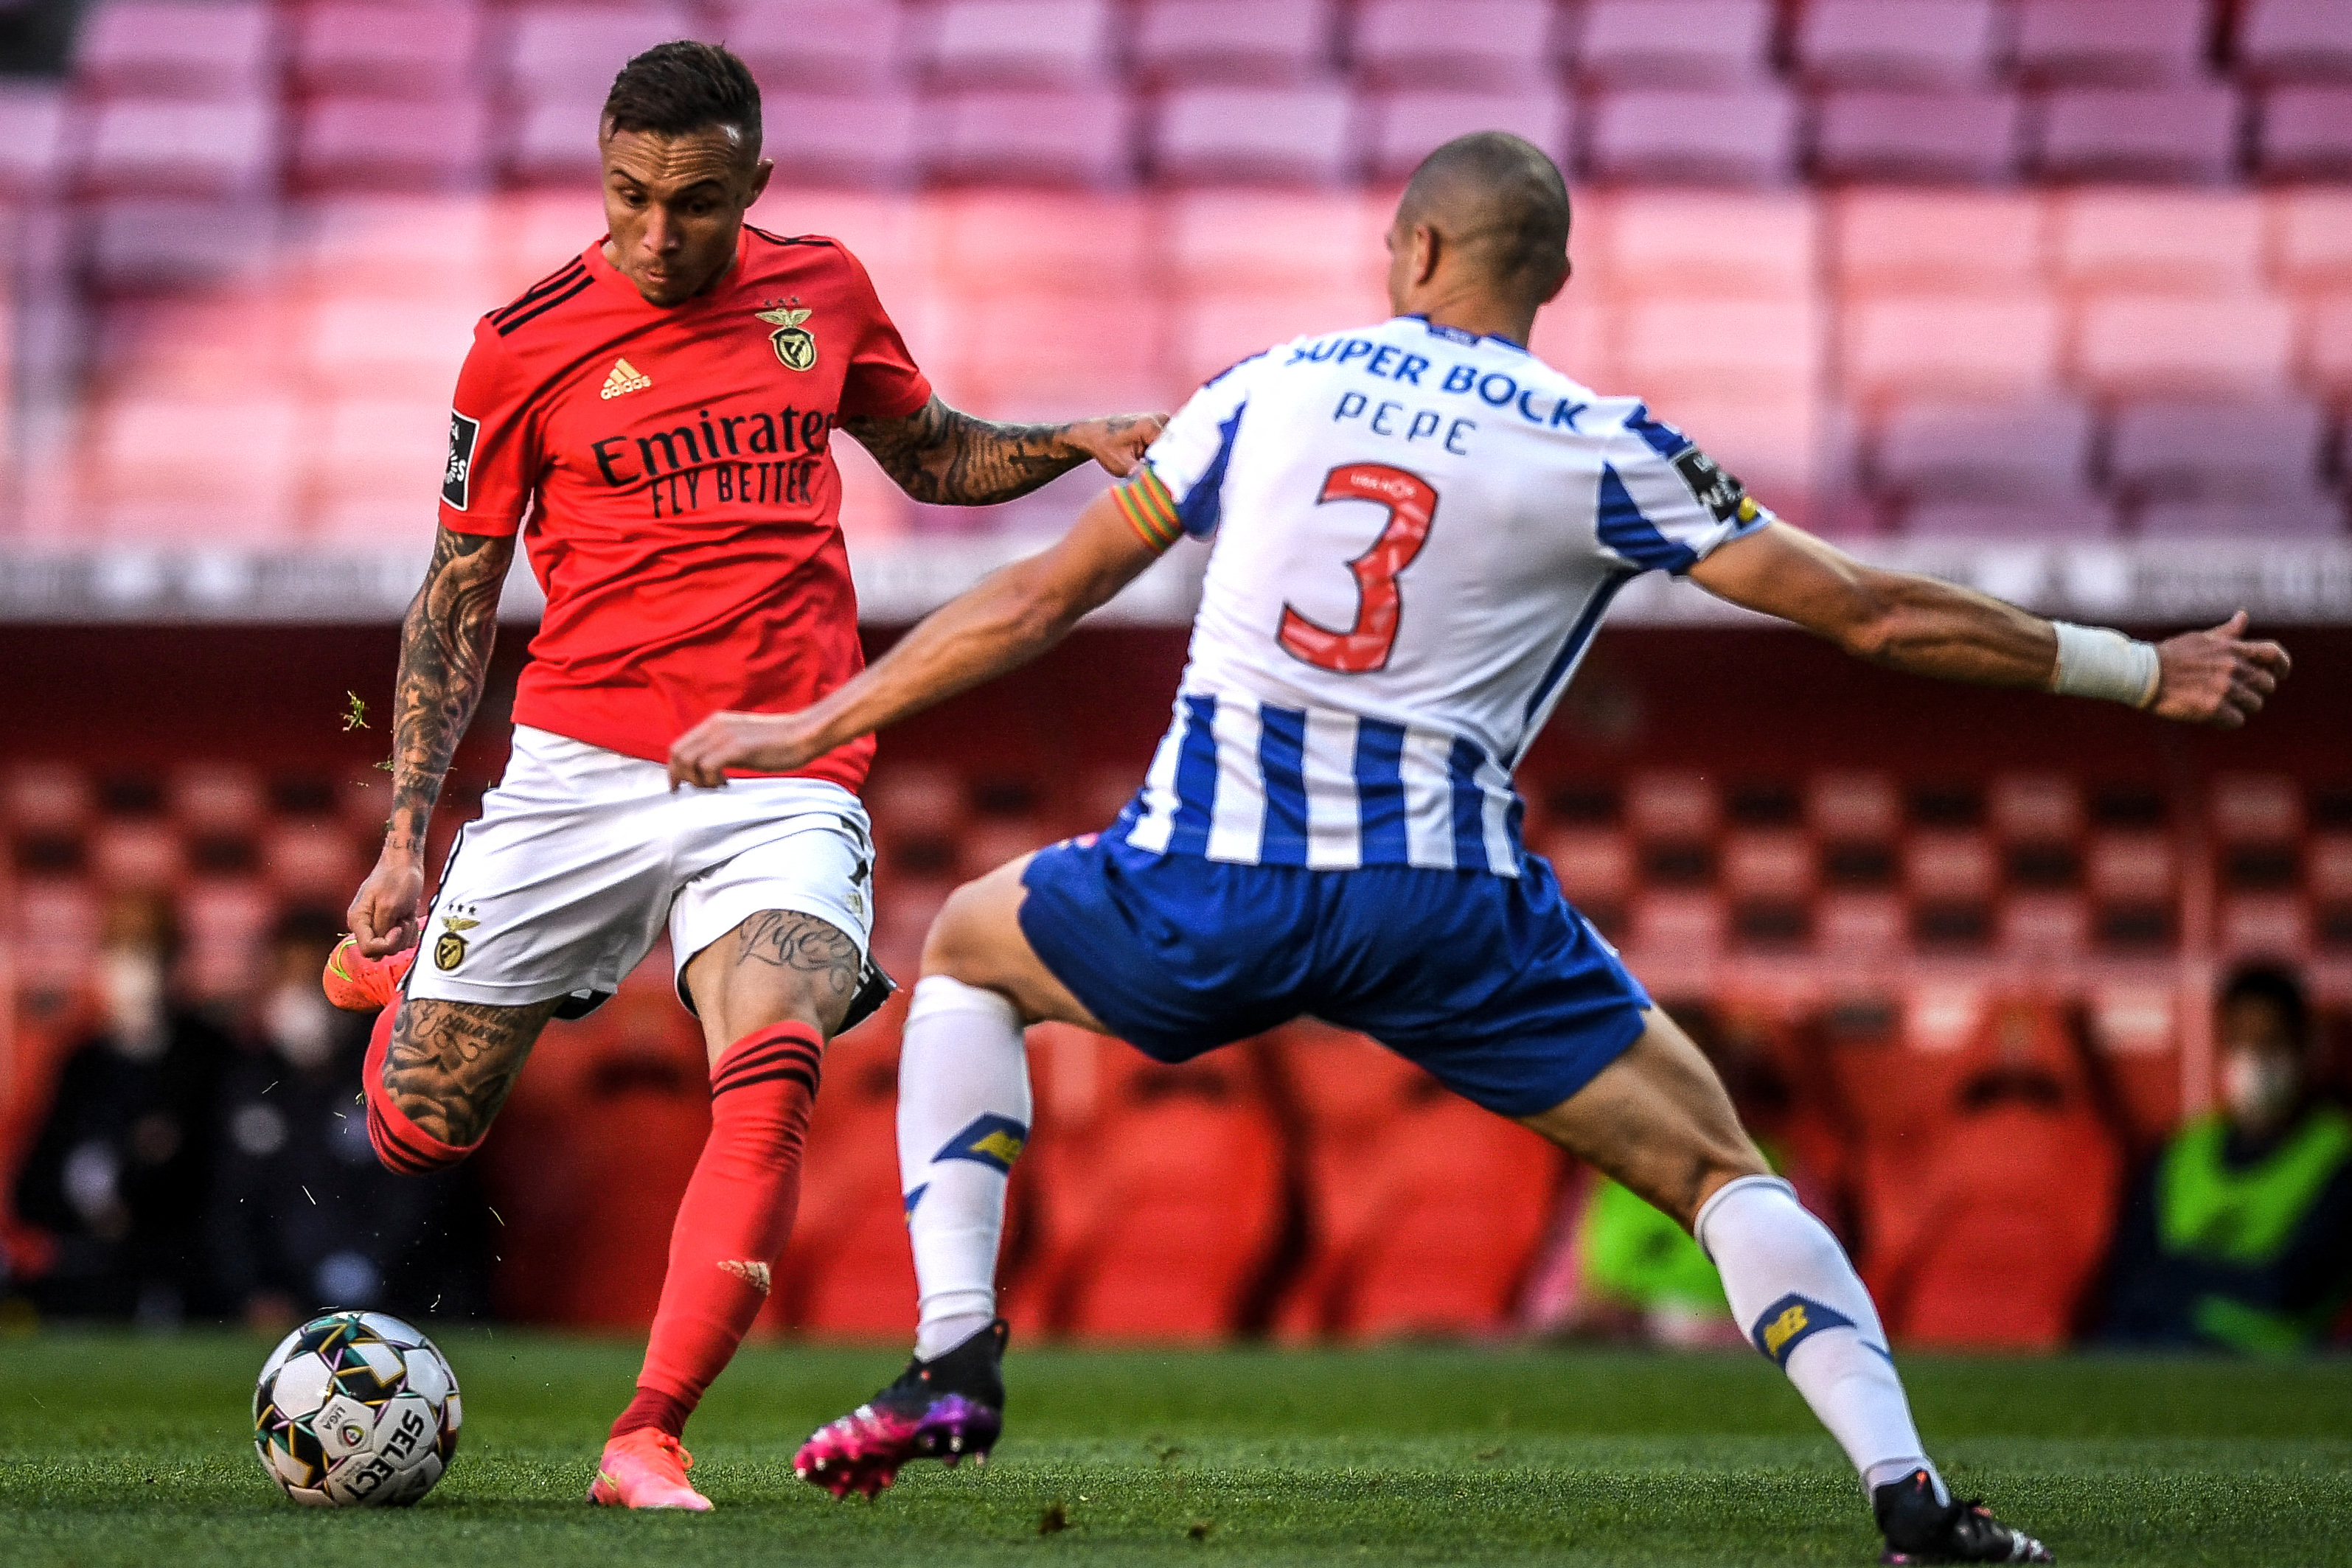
[
  {"left": 2048, "top": 621, "right": 2161, "bottom": 709},
  {"left": 1111, "top": 467, "right": 1182, "bottom": 554}
]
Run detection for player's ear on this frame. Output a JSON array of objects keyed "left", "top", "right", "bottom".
[
  {"left": 743, "top": 156, "right": 775, "bottom": 209},
  {"left": 1411, "top": 223, "right": 1441, "bottom": 289}
]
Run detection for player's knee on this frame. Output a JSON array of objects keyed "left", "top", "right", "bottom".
[{"left": 919, "top": 862, "right": 1027, "bottom": 987}]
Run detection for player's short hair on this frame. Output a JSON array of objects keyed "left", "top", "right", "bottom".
[
  {"left": 1397, "top": 131, "right": 1572, "bottom": 307},
  {"left": 2220, "top": 961, "right": 2311, "bottom": 1056},
  {"left": 602, "top": 40, "right": 763, "bottom": 161}
]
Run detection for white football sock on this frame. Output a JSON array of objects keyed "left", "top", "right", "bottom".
[
  {"left": 897, "top": 975, "right": 1031, "bottom": 1362},
  {"left": 1694, "top": 1175, "right": 1949, "bottom": 1505}
]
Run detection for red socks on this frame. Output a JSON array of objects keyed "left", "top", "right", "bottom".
[
  {"left": 362, "top": 1007, "right": 477, "bottom": 1174},
  {"left": 612, "top": 1022, "right": 823, "bottom": 1440}
]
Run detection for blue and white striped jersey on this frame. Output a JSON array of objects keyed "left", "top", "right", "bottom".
[{"left": 1114, "top": 314, "right": 1769, "bottom": 878}]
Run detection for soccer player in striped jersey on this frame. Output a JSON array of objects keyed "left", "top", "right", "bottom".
[{"left": 670, "top": 133, "right": 2288, "bottom": 1559}]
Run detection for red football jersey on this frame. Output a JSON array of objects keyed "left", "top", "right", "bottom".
[{"left": 439, "top": 225, "right": 932, "bottom": 790}]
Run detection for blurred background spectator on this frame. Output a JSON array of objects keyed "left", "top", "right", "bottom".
[
  {"left": 10, "top": 891, "right": 229, "bottom": 1323},
  {"left": 2103, "top": 962, "right": 2352, "bottom": 1353}
]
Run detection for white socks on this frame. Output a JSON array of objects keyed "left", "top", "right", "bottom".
[
  {"left": 898, "top": 975, "right": 1031, "bottom": 1362},
  {"left": 1694, "top": 1175, "right": 1949, "bottom": 1505}
]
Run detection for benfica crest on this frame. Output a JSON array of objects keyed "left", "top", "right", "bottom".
[
  {"left": 434, "top": 912, "right": 479, "bottom": 972},
  {"left": 757, "top": 306, "right": 817, "bottom": 371}
]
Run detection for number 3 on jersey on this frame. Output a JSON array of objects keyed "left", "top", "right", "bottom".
[{"left": 1277, "top": 462, "right": 1439, "bottom": 675}]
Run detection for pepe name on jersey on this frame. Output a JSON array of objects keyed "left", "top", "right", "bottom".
[{"left": 1291, "top": 324, "right": 1594, "bottom": 460}]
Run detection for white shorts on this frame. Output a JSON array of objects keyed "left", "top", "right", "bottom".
[{"left": 408, "top": 726, "right": 875, "bottom": 1014}]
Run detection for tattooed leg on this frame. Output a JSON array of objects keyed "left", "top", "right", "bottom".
[
  {"left": 683, "top": 909, "right": 860, "bottom": 1062},
  {"left": 383, "top": 995, "right": 563, "bottom": 1147}
]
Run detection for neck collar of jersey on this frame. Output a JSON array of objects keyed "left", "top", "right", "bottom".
[
  {"left": 1400, "top": 313, "right": 1528, "bottom": 353},
  {"left": 586, "top": 226, "right": 750, "bottom": 310}
]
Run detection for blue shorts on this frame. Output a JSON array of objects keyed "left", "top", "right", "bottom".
[{"left": 1017, "top": 834, "right": 1652, "bottom": 1118}]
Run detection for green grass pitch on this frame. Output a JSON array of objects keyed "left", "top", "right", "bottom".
[{"left": 1, "top": 1332, "right": 2346, "bottom": 1566}]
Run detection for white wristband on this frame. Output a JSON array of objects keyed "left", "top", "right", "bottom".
[{"left": 2049, "top": 621, "right": 2160, "bottom": 708}]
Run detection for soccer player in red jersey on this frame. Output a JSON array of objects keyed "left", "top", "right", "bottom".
[{"left": 335, "top": 42, "right": 1163, "bottom": 1508}]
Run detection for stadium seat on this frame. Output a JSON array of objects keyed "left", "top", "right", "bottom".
[
  {"left": 1627, "top": 769, "right": 1719, "bottom": 840},
  {"left": 86, "top": 394, "right": 301, "bottom": 538},
  {"left": 2029, "top": 84, "right": 2244, "bottom": 183},
  {"left": 2074, "top": 294, "right": 2296, "bottom": 396},
  {"left": 4, "top": 763, "right": 96, "bottom": 834},
  {"left": 2106, "top": 397, "right": 2328, "bottom": 500},
  {"left": 1872, "top": 398, "right": 2094, "bottom": 501},
  {"left": 80, "top": 98, "right": 279, "bottom": 198},
  {"left": 1902, "top": 501, "right": 2117, "bottom": 539},
  {"left": 2303, "top": 293, "right": 2352, "bottom": 392},
  {"left": 1171, "top": 286, "right": 1391, "bottom": 390},
  {"left": 2213, "top": 773, "right": 2303, "bottom": 843},
  {"left": 294, "top": 94, "right": 495, "bottom": 193},
  {"left": 302, "top": 293, "right": 484, "bottom": 397},
  {"left": 920, "top": 86, "right": 1133, "bottom": 187},
  {"left": 290, "top": 3, "right": 485, "bottom": 97},
  {"left": 1841, "top": 295, "right": 2064, "bottom": 400},
  {"left": 181, "top": 877, "right": 274, "bottom": 997},
  {"left": 1130, "top": 0, "right": 1338, "bottom": 86},
  {"left": 261, "top": 821, "right": 365, "bottom": 899},
  {"left": 1808, "top": 88, "right": 2022, "bottom": 183},
  {"left": 91, "top": 821, "right": 180, "bottom": 888},
  {"left": 2238, "top": 0, "right": 2352, "bottom": 82},
  {"left": 1163, "top": 189, "right": 1392, "bottom": 296},
  {"left": 714, "top": 1, "right": 910, "bottom": 91},
  {"left": 919, "top": 0, "right": 1116, "bottom": 88},
  {"left": 75, "top": 0, "right": 278, "bottom": 98},
  {"left": 2138, "top": 499, "right": 2345, "bottom": 538},
  {"left": 307, "top": 398, "right": 456, "bottom": 543},
  {"left": 1990, "top": 773, "right": 2083, "bottom": 843},
  {"left": 1582, "top": 85, "right": 1798, "bottom": 186},
  {"left": 7, "top": 879, "right": 102, "bottom": 993},
  {"left": 1810, "top": 770, "right": 1902, "bottom": 842},
  {"left": 2086, "top": 976, "right": 2183, "bottom": 1148},
  {"left": 1364, "top": 88, "right": 1573, "bottom": 182},
  {"left": 2220, "top": 892, "right": 2311, "bottom": 958},
  {"left": 1351, "top": 0, "right": 1560, "bottom": 89},
  {"left": 1572, "top": 0, "right": 1776, "bottom": 86},
  {"left": 1152, "top": 83, "right": 1356, "bottom": 184},
  {"left": 507, "top": 96, "right": 611, "bottom": 184},
  {"left": 2258, "top": 86, "right": 2352, "bottom": 178},
  {"left": 776, "top": 1025, "right": 919, "bottom": 1337},
  {"left": 1598, "top": 192, "right": 1816, "bottom": 296},
  {"left": 762, "top": 88, "right": 922, "bottom": 188},
  {"left": 0, "top": 86, "right": 66, "bottom": 198},
  {"left": 1615, "top": 296, "right": 1818, "bottom": 399},
  {"left": 2012, "top": 0, "right": 2213, "bottom": 84},
  {"left": 1792, "top": 0, "right": 2004, "bottom": 88},
  {"left": 2051, "top": 190, "right": 2267, "bottom": 294},
  {"left": 170, "top": 764, "right": 264, "bottom": 833},
  {"left": 500, "top": 5, "right": 695, "bottom": 102},
  {"left": 1831, "top": 189, "right": 2045, "bottom": 293}
]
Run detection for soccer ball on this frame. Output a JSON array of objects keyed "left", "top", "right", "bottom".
[{"left": 252, "top": 1310, "right": 462, "bottom": 1507}]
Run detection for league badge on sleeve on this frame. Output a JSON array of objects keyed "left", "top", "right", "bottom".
[
  {"left": 442, "top": 411, "right": 480, "bottom": 510},
  {"left": 1670, "top": 444, "right": 1750, "bottom": 524},
  {"left": 758, "top": 307, "right": 818, "bottom": 372}
]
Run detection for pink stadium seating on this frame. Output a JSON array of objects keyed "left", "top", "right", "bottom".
[
  {"left": 928, "top": 190, "right": 1157, "bottom": 292},
  {"left": 2106, "top": 397, "right": 2328, "bottom": 500},
  {"left": 763, "top": 88, "right": 922, "bottom": 187},
  {"left": 1615, "top": 296, "right": 1817, "bottom": 397},
  {"left": 5, "top": 763, "right": 97, "bottom": 832},
  {"left": 1130, "top": 0, "right": 1337, "bottom": 86},
  {"left": 170, "top": 763, "right": 264, "bottom": 831},
  {"left": 1873, "top": 398, "right": 2095, "bottom": 500},
  {"left": 2051, "top": 189, "right": 2266, "bottom": 293},
  {"left": 1590, "top": 191, "right": 1818, "bottom": 296},
  {"left": 2012, "top": 0, "right": 2213, "bottom": 84},
  {"left": 290, "top": 3, "right": 485, "bottom": 97},
  {"left": 92, "top": 821, "right": 181, "bottom": 888},
  {"left": 2140, "top": 500, "right": 2345, "bottom": 539},
  {"left": 501, "top": 4, "right": 695, "bottom": 102},
  {"left": 1904, "top": 501, "right": 2117, "bottom": 538},
  {"left": 80, "top": 98, "right": 279, "bottom": 198},
  {"left": 1163, "top": 190, "right": 1388, "bottom": 301},
  {"left": 1832, "top": 189, "right": 2044, "bottom": 292},
  {"left": 301, "top": 292, "right": 482, "bottom": 397},
  {"left": 1841, "top": 295, "right": 2064, "bottom": 400},
  {"left": 1352, "top": 0, "right": 1560, "bottom": 90},
  {"left": 1792, "top": 0, "right": 2004, "bottom": 88},
  {"left": 2212, "top": 773, "right": 2303, "bottom": 841},
  {"left": 1365, "top": 88, "right": 1572, "bottom": 181},
  {"left": 0, "top": 86, "right": 65, "bottom": 198},
  {"left": 307, "top": 398, "right": 456, "bottom": 543},
  {"left": 1583, "top": 84, "right": 1798, "bottom": 185},
  {"left": 1627, "top": 768, "right": 1719, "bottom": 840},
  {"left": 2030, "top": 84, "right": 2244, "bottom": 182},
  {"left": 507, "top": 97, "right": 612, "bottom": 184},
  {"left": 295, "top": 94, "right": 494, "bottom": 192},
  {"left": 1573, "top": 0, "right": 1775, "bottom": 87},
  {"left": 2259, "top": 86, "right": 2352, "bottom": 177},
  {"left": 2303, "top": 293, "right": 2352, "bottom": 392},
  {"left": 87, "top": 394, "right": 300, "bottom": 538},
  {"left": 920, "top": 86, "right": 1132, "bottom": 187},
  {"left": 76, "top": 0, "right": 278, "bottom": 98},
  {"left": 1809, "top": 88, "right": 2022, "bottom": 182},
  {"left": 1152, "top": 84, "right": 1356, "bottom": 184},
  {"left": 2238, "top": 0, "right": 2352, "bottom": 82},
  {"left": 919, "top": 0, "right": 1115, "bottom": 88},
  {"left": 2074, "top": 293, "right": 2295, "bottom": 394},
  {"left": 713, "top": 1, "right": 909, "bottom": 91}
]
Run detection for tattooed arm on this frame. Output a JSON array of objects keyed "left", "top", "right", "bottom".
[
  {"left": 843, "top": 394, "right": 1165, "bottom": 505},
  {"left": 347, "top": 524, "right": 515, "bottom": 957}
]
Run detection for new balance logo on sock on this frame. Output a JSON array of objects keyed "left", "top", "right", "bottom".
[
  {"left": 1751, "top": 1292, "right": 1855, "bottom": 1366},
  {"left": 934, "top": 1114, "right": 1028, "bottom": 1174}
]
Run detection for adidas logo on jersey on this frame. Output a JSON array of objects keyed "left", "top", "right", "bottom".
[{"left": 599, "top": 358, "right": 653, "bottom": 400}]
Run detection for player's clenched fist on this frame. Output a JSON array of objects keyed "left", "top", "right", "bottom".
[
  {"left": 669, "top": 711, "right": 821, "bottom": 790},
  {"left": 347, "top": 851, "right": 426, "bottom": 957},
  {"left": 1063, "top": 412, "right": 1167, "bottom": 478},
  {"left": 2151, "top": 611, "right": 2292, "bottom": 730}
]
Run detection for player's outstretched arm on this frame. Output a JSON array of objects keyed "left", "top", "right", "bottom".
[
  {"left": 1688, "top": 520, "right": 2290, "bottom": 727},
  {"left": 347, "top": 524, "right": 515, "bottom": 955},
  {"left": 843, "top": 394, "right": 1166, "bottom": 506},
  {"left": 669, "top": 487, "right": 1163, "bottom": 787}
]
